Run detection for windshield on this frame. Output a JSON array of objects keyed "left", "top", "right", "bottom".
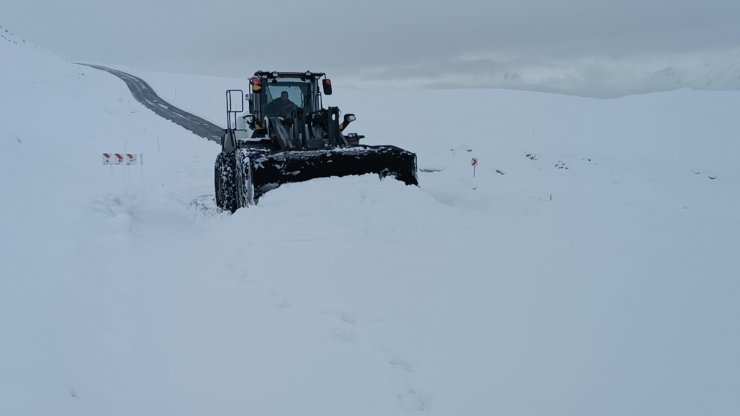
[{"left": 265, "top": 81, "right": 312, "bottom": 113}]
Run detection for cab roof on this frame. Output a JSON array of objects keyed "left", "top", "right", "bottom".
[{"left": 254, "top": 70, "right": 326, "bottom": 81}]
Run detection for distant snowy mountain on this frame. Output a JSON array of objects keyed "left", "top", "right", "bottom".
[
  {"left": 343, "top": 50, "right": 740, "bottom": 98},
  {"left": 691, "top": 60, "right": 740, "bottom": 90},
  {"left": 2, "top": 25, "right": 739, "bottom": 416}
]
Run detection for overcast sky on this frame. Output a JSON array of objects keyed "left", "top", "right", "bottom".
[{"left": 3, "top": 0, "right": 740, "bottom": 88}]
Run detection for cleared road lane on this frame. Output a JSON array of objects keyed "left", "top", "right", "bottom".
[{"left": 80, "top": 64, "right": 223, "bottom": 143}]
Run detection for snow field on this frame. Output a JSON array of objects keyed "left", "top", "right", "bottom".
[{"left": 2, "top": 29, "right": 739, "bottom": 416}]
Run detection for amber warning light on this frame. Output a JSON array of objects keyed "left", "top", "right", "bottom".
[{"left": 251, "top": 78, "right": 262, "bottom": 93}]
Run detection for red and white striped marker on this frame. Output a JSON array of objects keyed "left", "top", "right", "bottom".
[{"left": 104, "top": 152, "right": 142, "bottom": 166}]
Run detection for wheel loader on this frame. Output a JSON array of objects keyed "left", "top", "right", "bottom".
[{"left": 214, "top": 70, "right": 418, "bottom": 212}]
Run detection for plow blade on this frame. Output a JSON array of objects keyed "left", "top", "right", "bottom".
[{"left": 236, "top": 145, "right": 418, "bottom": 204}]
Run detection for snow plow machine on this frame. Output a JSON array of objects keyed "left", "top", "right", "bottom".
[{"left": 214, "top": 70, "right": 418, "bottom": 212}]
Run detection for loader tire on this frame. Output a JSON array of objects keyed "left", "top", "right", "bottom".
[
  {"left": 215, "top": 152, "right": 237, "bottom": 213},
  {"left": 235, "top": 149, "right": 256, "bottom": 207}
]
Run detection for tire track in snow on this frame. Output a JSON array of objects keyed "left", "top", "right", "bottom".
[{"left": 79, "top": 63, "right": 223, "bottom": 143}]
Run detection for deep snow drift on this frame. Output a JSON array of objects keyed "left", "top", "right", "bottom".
[{"left": 1, "top": 28, "right": 739, "bottom": 416}]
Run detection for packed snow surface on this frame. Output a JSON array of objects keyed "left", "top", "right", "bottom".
[{"left": 1, "top": 28, "right": 739, "bottom": 416}]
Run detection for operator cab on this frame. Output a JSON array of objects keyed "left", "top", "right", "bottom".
[
  {"left": 263, "top": 82, "right": 313, "bottom": 117},
  {"left": 247, "top": 71, "right": 329, "bottom": 126},
  {"left": 224, "top": 70, "right": 356, "bottom": 150}
]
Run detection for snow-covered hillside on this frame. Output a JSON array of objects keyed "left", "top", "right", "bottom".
[
  {"left": 1, "top": 27, "right": 739, "bottom": 416},
  {"left": 339, "top": 50, "right": 740, "bottom": 98}
]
